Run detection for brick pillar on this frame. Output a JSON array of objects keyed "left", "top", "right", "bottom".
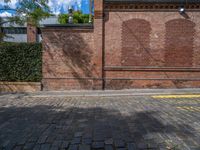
[
  {"left": 27, "top": 24, "right": 37, "bottom": 43},
  {"left": 94, "top": 0, "right": 104, "bottom": 89}
]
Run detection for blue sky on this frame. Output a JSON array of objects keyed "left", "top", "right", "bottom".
[{"left": 0, "top": 0, "right": 90, "bottom": 17}]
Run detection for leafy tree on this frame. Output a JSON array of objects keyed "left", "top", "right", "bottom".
[
  {"left": 58, "top": 14, "right": 69, "bottom": 24},
  {"left": 58, "top": 11, "right": 92, "bottom": 24},
  {"left": 0, "top": 0, "right": 51, "bottom": 41},
  {"left": 1, "top": 0, "right": 51, "bottom": 26}
]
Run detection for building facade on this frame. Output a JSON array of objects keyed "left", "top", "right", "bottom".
[
  {"left": 41, "top": 0, "right": 200, "bottom": 90},
  {"left": 1, "top": 16, "right": 59, "bottom": 43}
]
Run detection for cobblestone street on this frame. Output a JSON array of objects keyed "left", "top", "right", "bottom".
[{"left": 0, "top": 93, "right": 200, "bottom": 150}]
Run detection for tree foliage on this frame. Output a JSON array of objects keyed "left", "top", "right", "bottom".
[
  {"left": 1, "top": 0, "right": 51, "bottom": 26},
  {"left": 0, "top": 0, "right": 51, "bottom": 41},
  {"left": 58, "top": 11, "right": 92, "bottom": 24}
]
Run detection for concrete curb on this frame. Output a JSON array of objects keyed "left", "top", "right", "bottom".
[{"left": 1, "top": 88, "right": 200, "bottom": 98}]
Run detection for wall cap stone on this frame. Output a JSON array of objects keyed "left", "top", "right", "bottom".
[
  {"left": 42, "top": 24, "right": 93, "bottom": 29},
  {"left": 0, "top": 82, "right": 41, "bottom": 85},
  {"left": 0, "top": 82, "right": 41, "bottom": 93}
]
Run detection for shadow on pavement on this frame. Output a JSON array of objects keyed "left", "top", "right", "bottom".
[{"left": 0, "top": 105, "right": 199, "bottom": 150}]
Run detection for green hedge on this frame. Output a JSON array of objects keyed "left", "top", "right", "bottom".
[{"left": 0, "top": 42, "right": 42, "bottom": 82}]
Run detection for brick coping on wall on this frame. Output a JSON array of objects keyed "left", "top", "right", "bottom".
[
  {"left": 105, "top": 0, "right": 199, "bottom": 4},
  {"left": 42, "top": 24, "right": 94, "bottom": 29},
  {"left": 41, "top": 24, "right": 94, "bottom": 33}
]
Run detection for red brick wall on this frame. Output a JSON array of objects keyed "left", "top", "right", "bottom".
[
  {"left": 42, "top": 0, "right": 104, "bottom": 91},
  {"left": 121, "top": 19, "right": 151, "bottom": 66},
  {"left": 41, "top": 1, "right": 200, "bottom": 90},
  {"left": 104, "top": 10, "right": 200, "bottom": 89},
  {"left": 165, "top": 19, "right": 195, "bottom": 67},
  {"left": 42, "top": 28, "right": 102, "bottom": 90}
]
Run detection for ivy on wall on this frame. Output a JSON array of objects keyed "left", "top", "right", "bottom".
[{"left": 0, "top": 42, "right": 42, "bottom": 82}]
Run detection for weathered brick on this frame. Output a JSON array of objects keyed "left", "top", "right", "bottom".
[{"left": 41, "top": 0, "right": 200, "bottom": 90}]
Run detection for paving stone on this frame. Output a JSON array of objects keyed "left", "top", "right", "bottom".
[
  {"left": 105, "top": 138, "right": 114, "bottom": 145},
  {"left": 92, "top": 142, "right": 104, "bottom": 149},
  {"left": 74, "top": 132, "right": 83, "bottom": 137},
  {"left": 82, "top": 138, "right": 92, "bottom": 145},
  {"left": 79, "top": 144, "right": 91, "bottom": 150},
  {"left": 105, "top": 145, "right": 114, "bottom": 150},
  {"left": 93, "top": 135, "right": 104, "bottom": 142},
  {"left": 52, "top": 140, "right": 62, "bottom": 147},
  {"left": 33, "top": 144, "right": 41, "bottom": 150},
  {"left": 68, "top": 144, "right": 78, "bottom": 150},
  {"left": 46, "top": 136, "right": 56, "bottom": 143},
  {"left": 17, "top": 138, "right": 27, "bottom": 145},
  {"left": 13, "top": 146, "right": 23, "bottom": 150},
  {"left": 24, "top": 142, "right": 35, "bottom": 150},
  {"left": 127, "top": 143, "right": 137, "bottom": 150},
  {"left": 0, "top": 94, "right": 200, "bottom": 150},
  {"left": 116, "top": 148, "right": 126, "bottom": 150},
  {"left": 50, "top": 146, "right": 59, "bottom": 150},
  {"left": 114, "top": 140, "right": 125, "bottom": 148},
  {"left": 71, "top": 138, "right": 81, "bottom": 144},
  {"left": 28, "top": 136, "right": 38, "bottom": 142},
  {"left": 137, "top": 142, "right": 148, "bottom": 149},
  {"left": 61, "top": 141, "right": 69, "bottom": 149},
  {"left": 37, "top": 136, "right": 48, "bottom": 144},
  {"left": 190, "top": 147, "right": 200, "bottom": 150},
  {"left": 40, "top": 144, "right": 51, "bottom": 150}
]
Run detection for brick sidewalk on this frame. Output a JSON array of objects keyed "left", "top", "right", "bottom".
[{"left": 0, "top": 95, "right": 199, "bottom": 150}]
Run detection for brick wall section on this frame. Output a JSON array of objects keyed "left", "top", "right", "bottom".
[
  {"left": 42, "top": 28, "right": 102, "bottom": 90},
  {"left": 41, "top": 1, "right": 200, "bottom": 90},
  {"left": 104, "top": 11, "right": 200, "bottom": 89},
  {"left": 165, "top": 19, "right": 195, "bottom": 67},
  {"left": 121, "top": 19, "right": 151, "bottom": 66},
  {"left": 93, "top": 0, "right": 104, "bottom": 88},
  {"left": 42, "top": 0, "right": 104, "bottom": 91}
]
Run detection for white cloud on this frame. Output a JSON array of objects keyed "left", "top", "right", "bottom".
[
  {"left": 0, "top": 0, "right": 83, "bottom": 16},
  {"left": 0, "top": 11, "right": 12, "bottom": 17},
  {"left": 0, "top": 0, "right": 18, "bottom": 8},
  {"left": 48, "top": 0, "right": 82, "bottom": 15}
]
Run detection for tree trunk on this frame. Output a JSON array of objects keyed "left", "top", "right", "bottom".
[{"left": 27, "top": 23, "right": 37, "bottom": 43}]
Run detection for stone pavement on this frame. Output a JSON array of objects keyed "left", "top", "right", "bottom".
[{"left": 0, "top": 93, "right": 200, "bottom": 150}]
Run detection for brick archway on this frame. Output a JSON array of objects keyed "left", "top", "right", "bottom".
[
  {"left": 165, "top": 19, "right": 195, "bottom": 67},
  {"left": 121, "top": 19, "right": 151, "bottom": 66}
]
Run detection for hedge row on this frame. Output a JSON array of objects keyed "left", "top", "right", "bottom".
[{"left": 0, "top": 42, "right": 42, "bottom": 82}]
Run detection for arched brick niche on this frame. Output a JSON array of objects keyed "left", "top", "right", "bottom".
[
  {"left": 165, "top": 19, "right": 195, "bottom": 67},
  {"left": 121, "top": 19, "right": 151, "bottom": 66}
]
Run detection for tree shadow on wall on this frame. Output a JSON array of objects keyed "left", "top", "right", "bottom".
[
  {"left": 44, "top": 31, "right": 96, "bottom": 89},
  {"left": 0, "top": 105, "right": 198, "bottom": 149}
]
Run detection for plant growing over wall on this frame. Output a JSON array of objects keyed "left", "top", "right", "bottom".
[
  {"left": 58, "top": 11, "right": 93, "bottom": 24},
  {"left": 0, "top": 42, "right": 42, "bottom": 82}
]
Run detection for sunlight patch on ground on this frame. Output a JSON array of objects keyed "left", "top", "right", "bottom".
[{"left": 152, "top": 94, "right": 200, "bottom": 99}]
